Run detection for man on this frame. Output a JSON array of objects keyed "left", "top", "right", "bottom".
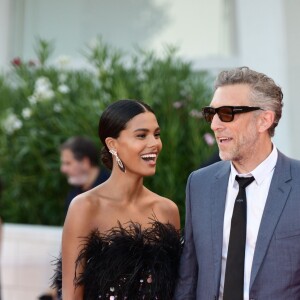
[
  {"left": 60, "top": 136, "right": 110, "bottom": 214},
  {"left": 174, "top": 67, "right": 300, "bottom": 299}
]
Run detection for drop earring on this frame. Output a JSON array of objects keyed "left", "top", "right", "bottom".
[{"left": 109, "top": 149, "right": 126, "bottom": 173}]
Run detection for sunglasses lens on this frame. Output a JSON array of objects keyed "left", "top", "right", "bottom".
[
  {"left": 202, "top": 107, "right": 215, "bottom": 123},
  {"left": 218, "top": 107, "right": 233, "bottom": 122}
]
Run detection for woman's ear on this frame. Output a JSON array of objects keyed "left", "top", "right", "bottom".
[
  {"left": 105, "top": 137, "right": 117, "bottom": 151},
  {"left": 258, "top": 110, "right": 275, "bottom": 133}
]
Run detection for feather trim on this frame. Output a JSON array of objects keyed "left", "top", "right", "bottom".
[{"left": 53, "top": 219, "right": 182, "bottom": 300}]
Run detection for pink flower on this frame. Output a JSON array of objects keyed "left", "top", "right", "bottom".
[
  {"left": 189, "top": 109, "right": 202, "bottom": 119},
  {"left": 11, "top": 57, "right": 22, "bottom": 66},
  {"left": 173, "top": 101, "right": 184, "bottom": 109},
  {"left": 203, "top": 133, "right": 215, "bottom": 146}
]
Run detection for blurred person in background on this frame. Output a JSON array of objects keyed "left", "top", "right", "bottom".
[{"left": 60, "top": 136, "right": 110, "bottom": 215}]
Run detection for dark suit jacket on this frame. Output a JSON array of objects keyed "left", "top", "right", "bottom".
[
  {"left": 174, "top": 151, "right": 300, "bottom": 300},
  {"left": 64, "top": 168, "right": 110, "bottom": 215}
]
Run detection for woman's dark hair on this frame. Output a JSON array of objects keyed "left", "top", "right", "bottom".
[{"left": 98, "top": 99, "right": 155, "bottom": 169}]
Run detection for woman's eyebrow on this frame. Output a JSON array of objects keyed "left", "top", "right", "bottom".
[
  {"left": 134, "top": 128, "right": 149, "bottom": 132},
  {"left": 134, "top": 127, "right": 160, "bottom": 132}
]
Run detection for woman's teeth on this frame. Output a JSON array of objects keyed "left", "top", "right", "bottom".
[{"left": 141, "top": 154, "right": 157, "bottom": 161}]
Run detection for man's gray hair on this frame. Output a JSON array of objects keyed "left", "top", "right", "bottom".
[{"left": 214, "top": 66, "right": 283, "bottom": 137}]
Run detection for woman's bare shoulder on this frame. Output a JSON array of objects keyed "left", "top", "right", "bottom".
[
  {"left": 64, "top": 186, "right": 107, "bottom": 232},
  {"left": 144, "top": 188, "right": 176, "bottom": 208},
  {"left": 70, "top": 182, "right": 113, "bottom": 209},
  {"left": 153, "top": 195, "right": 179, "bottom": 215},
  {"left": 145, "top": 189, "right": 180, "bottom": 229}
]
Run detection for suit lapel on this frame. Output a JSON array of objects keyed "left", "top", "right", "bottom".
[
  {"left": 250, "top": 152, "right": 292, "bottom": 288},
  {"left": 211, "top": 163, "right": 231, "bottom": 291}
]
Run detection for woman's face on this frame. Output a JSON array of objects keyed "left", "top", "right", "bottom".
[{"left": 115, "top": 111, "right": 162, "bottom": 176}]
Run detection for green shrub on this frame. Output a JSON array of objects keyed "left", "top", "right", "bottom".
[{"left": 0, "top": 38, "right": 216, "bottom": 225}]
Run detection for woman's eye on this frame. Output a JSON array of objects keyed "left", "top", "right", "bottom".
[
  {"left": 137, "top": 134, "right": 146, "bottom": 138},
  {"left": 155, "top": 133, "right": 161, "bottom": 138}
]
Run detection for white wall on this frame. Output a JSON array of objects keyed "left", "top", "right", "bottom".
[
  {"left": 0, "top": 0, "right": 13, "bottom": 68},
  {"left": 235, "top": 0, "right": 293, "bottom": 157},
  {"left": 283, "top": 0, "right": 300, "bottom": 159},
  {"left": 3, "top": 0, "right": 235, "bottom": 63},
  {"left": 1, "top": 224, "right": 62, "bottom": 300}
]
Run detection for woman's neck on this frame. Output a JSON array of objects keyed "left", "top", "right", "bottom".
[{"left": 105, "top": 170, "right": 145, "bottom": 203}]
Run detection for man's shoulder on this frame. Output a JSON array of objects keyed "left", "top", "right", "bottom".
[
  {"left": 277, "top": 150, "right": 300, "bottom": 170},
  {"left": 188, "top": 160, "right": 230, "bottom": 184},
  {"left": 194, "top": 159, "right": 229, "bottom": 175},
  {"left": 185, "top": 161, "right": 230, "bottom": 195}
]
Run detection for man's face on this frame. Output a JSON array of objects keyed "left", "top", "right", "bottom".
[
  {"left": 60, "top": 149, "right": 89, "bottom": 186},
  {"left": 210, "top": 84, "right": 260, "bottom": 165}
]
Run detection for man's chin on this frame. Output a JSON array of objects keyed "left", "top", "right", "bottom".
[
  {"left": 219, "top": 152, "right": 230, "bottom": 161},
  {"left": 68, "top": 176, "right": 87, "bottom": 186}
]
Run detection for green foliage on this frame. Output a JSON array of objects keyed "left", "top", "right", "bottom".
[{"left": 0, "top": 37, "right": 216, "bottom": 225}]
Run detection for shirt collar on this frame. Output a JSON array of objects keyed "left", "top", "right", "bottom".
[{"left": 229, "top": 145, "right": 278, "bottom": 187}]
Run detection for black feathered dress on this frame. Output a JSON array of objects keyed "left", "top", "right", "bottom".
[{"left": 53, "top": 219, "right": 182, "bottom": 300}]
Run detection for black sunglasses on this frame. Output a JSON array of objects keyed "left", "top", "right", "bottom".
[{"left": 201, "top": 106, "right": 263, "bottom": 123}]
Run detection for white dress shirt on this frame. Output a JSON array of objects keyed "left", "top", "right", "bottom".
[{"left": 219, "top": 146, "right": 278, "bottom": 300}]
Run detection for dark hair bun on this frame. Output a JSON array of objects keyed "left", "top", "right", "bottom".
[{"left": 101, "top": 147, "right": 112, "bottom": 170}]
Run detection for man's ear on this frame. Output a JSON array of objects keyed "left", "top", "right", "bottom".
[
  {"left": 258, "top": 110, "right": 275, "bottom": 133},
  {"left": 82, "top": 156, "right": 91, "bottom": 168},
  {"left": 105, "top": 137, "right": 117, "bottom": 151}
]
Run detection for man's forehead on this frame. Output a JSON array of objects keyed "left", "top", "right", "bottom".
[{"left": 211, "top": 84, "right": 251, "bottom": 106}]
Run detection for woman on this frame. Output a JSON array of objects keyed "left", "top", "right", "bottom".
[{"left": 55, "top": 99, "right": 181, "bottom": 299}]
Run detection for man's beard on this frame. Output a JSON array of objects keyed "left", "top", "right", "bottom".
[{"left": 67, "top": 174, "right": 88, "bottom": 186}]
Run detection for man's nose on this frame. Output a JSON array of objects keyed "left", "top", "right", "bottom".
[
  {"left": 210, "top": 113, "right": 224, "bottom": 132},
  {"left": 60, "top": 165, "right": 67, "bottom": 173}
]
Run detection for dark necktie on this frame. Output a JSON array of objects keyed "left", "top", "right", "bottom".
[{"left": 223, "top": 176, "right": 255, "bottom": 300}]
